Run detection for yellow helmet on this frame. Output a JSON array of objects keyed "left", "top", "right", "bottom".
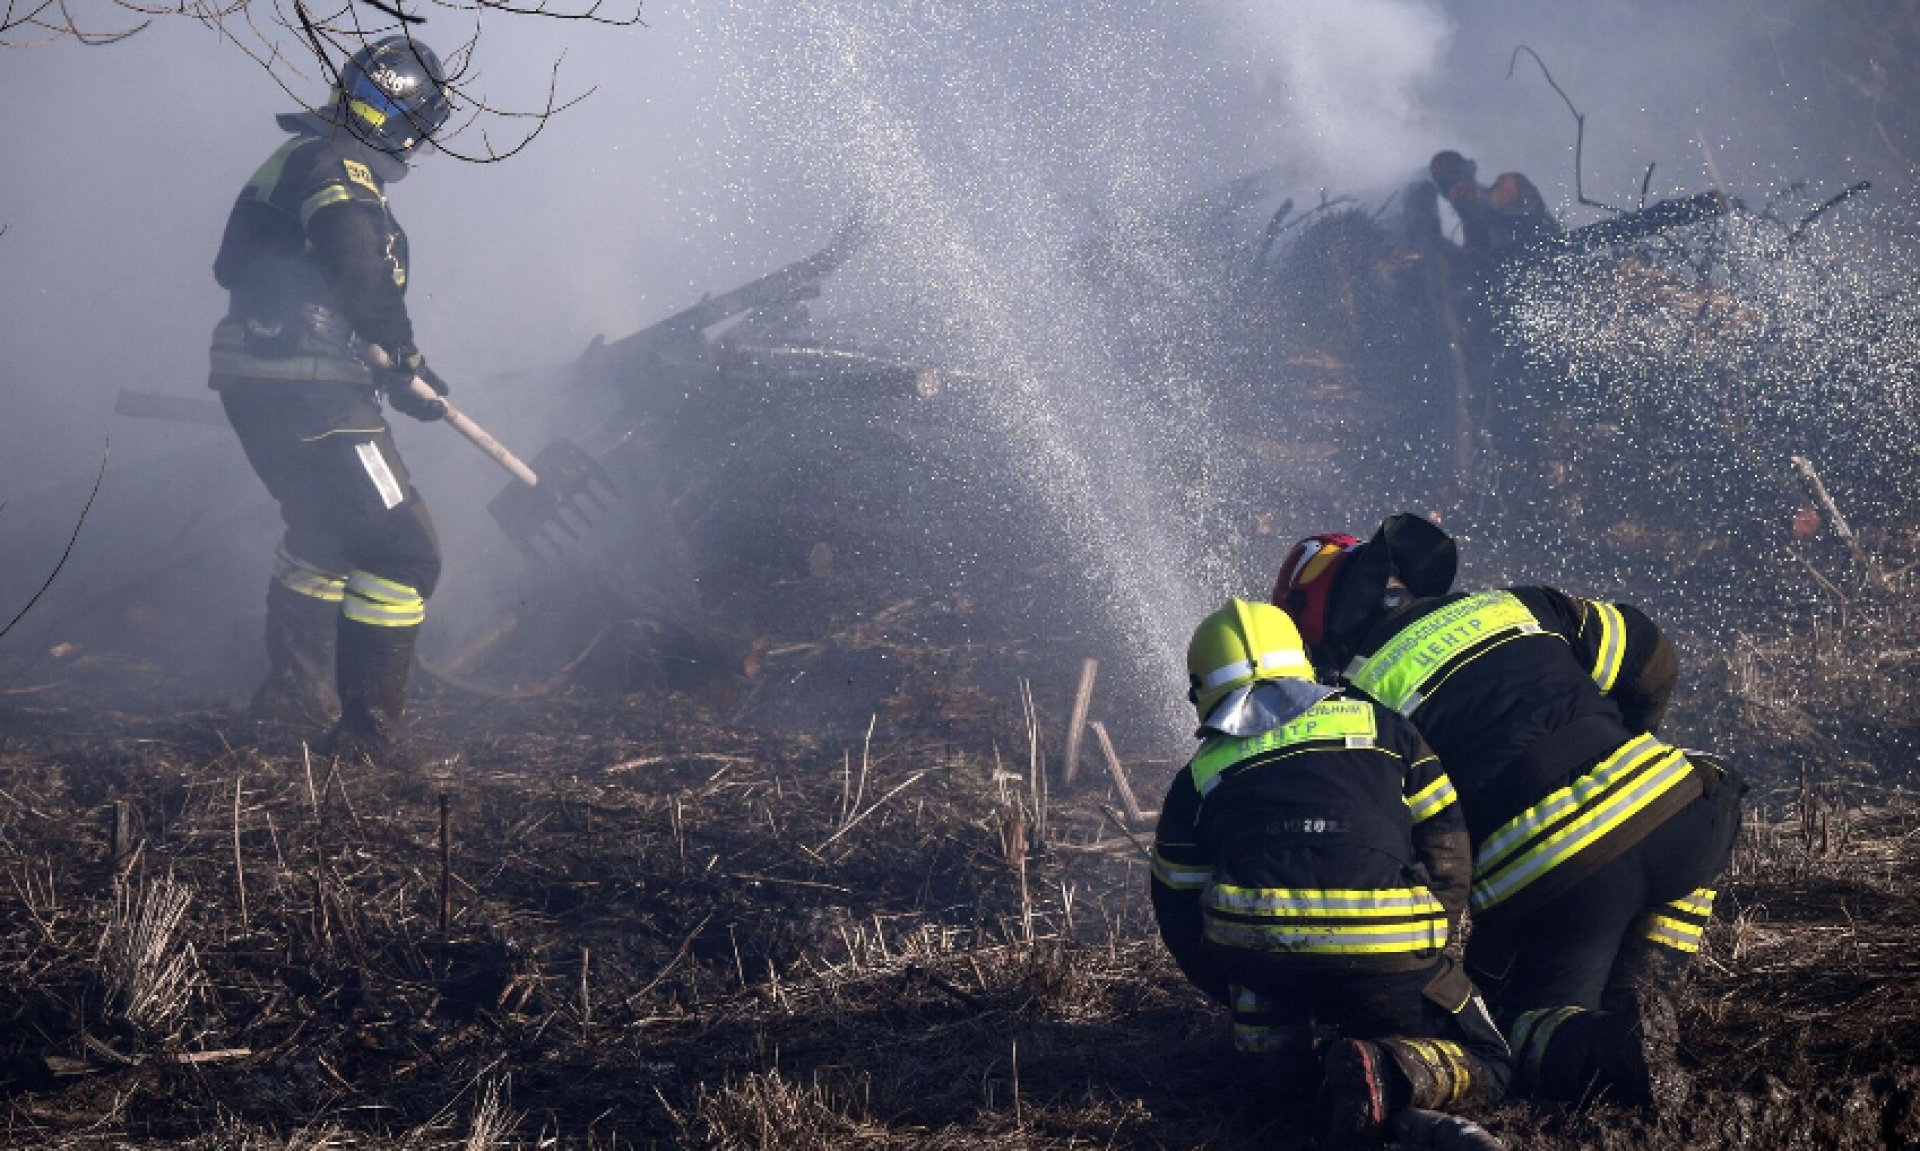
[{"left": 1186, "top": 598, "right": 1316, "bottom": 721}]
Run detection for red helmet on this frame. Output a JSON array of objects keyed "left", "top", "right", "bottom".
[{"left": 1272, "top": 533, "right": 1362, "bottom": 648}]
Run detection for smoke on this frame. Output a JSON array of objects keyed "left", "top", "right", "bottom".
[
  {"left": 1214, "top": 0, "right": 1457, "bottom": 190},
  {"left": 2, "top": 0, "right": 1916, "bottom": 735}
]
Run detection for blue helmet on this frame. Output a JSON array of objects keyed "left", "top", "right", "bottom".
[{"left": 332, "top": 37, "right": 453, "bottom": 154}]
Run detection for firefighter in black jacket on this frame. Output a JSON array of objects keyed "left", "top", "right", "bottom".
[
  {"left": 1152, "top": 599, "right": 1511, "bottom": 1148},
  {"left": 1272, "top": 514, "right": 1746, "bottom": 1108},
  {"left": 211, "top": 38, "right": 455, "bottom": 765}
]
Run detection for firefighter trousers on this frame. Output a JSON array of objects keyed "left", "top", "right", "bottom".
[
  {"left": 1466, "top": 758, "right": 1746, "bottom": 1093},
  {"left": 218, "top": 380, "right": 442, "bottom": 602},
  {"left": 1229, "top": 958, "right": 1513, "bottom": 1105}
]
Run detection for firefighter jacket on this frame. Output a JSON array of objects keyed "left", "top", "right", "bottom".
[
  {"left": 209, "top": 129, "right": 414, "bottom": 388},
  {"left": 1151, "top": 692, "right": 1472, "bottom": 1004},
  {"left": 1337, "top": 587, "right": 1693, "bottom": 922}
]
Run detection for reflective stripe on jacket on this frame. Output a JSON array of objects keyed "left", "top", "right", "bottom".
[
  {"left": 1339, "top": 588, "right": 1700, "bottom": 920},
  {"left": 1150, "top": 692, "right": 1471, "bottom": 992}
]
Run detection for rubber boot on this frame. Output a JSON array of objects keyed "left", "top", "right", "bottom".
[
  {"left": 1377, "top": 1038, "right": 1506, "bottom": 1111},
  {"left": 1592, "top": 990, "right": 1688, "bottom": 1111},
  {"left": 326, "top": 618, "right": 421, "bottom": 771},
  {"left": 249, "top": 581, "right": 339, "bottom": 731},
  {"left": 1515, "top": 991, "right": 1688, "bottom": 1110},
  {"left": 1319, "top": 1039, "right": 1409, "bottom": 1150}
]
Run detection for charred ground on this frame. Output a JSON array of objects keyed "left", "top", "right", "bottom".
[{"left": 0, "top": 649, "right": 1916, "bottom": 1149}]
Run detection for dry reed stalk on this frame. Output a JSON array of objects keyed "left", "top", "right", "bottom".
[
  {"left": 98, "top": 872, "right": 203, "bottom": 1035},
  {"left": 465, "top": 1076, "right": 521, "bottom": 1151},
  {"left": 231, "top": 774, "right": 248, "bottom": 935},
  {"left": 1062, "top": 658, "right": 1098, "bottom": 785}
]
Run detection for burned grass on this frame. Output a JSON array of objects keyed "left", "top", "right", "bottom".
[{"left": 1, "top": 684, "right": 1918, "bottom": 1149}]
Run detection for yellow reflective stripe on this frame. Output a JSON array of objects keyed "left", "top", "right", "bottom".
[
  {"left": 1199, "top": 649, "right": 1315, "bottom": 689},
  {"left": 1472, "top": 743, "right": 1695, "bottom": 913},
  {"left": 1512, "top": 1007, "right": 1582, "bottom": 1081},
  {"left": 342, "top": 600, "right": 425, "bottom": 627},
  {"left": 342, "top": 571, "right": 425, "bottom": 628},
  {"left": 1437, "top": 1042, "right": 1471, "bottom": 1104},
  {"left": 1347, "top": 591, "right": 1544, "bottom": 714},
  {"left": 244, "top": 138, "right": 305, "bottom": 199},
  {"left": 273, "top": 545, "right": 347, "bottom": 603},
  {"left": 1204, "top": 919, "right": 1448, "bottom": 954},
  {"left": 300, "top": 183, "right": 357, "bottom": 228},
  {"left": 1230, "top": 985, "right": 1272, "bottom": 1014},
  {"left": 1190, "top": 699, "right": 1379, "bottom": 795},
  {"left": 1588, "top": 601, "right": 1628, "bottom": 692},
  {"left": 1205, "top": 885, "right": 1444, "bottom": 917},
  {"left": 1149, "top": 849, "right": 1213, "bottom": 890},
  {"left": 1474, "top": 735, "right": 1665, "bottom": 874},
  {"left": 1404, "top": 1040, "right": 1470, "bottom": 1104},
  {"left": 346, "top": 571, "right": 417, "bottom": 601},
  {"left": 1407, "top": 775, "right": 1458, "bottom": 824},
  {"left": 347, "top": 97, "right": 389, "bottom": 128},
  {"left": 1673, "top": 889, "right": 1716, "bottom": 916},
  {"left": 1644, "top": 916, "right": 1703, "bottom": 953}
]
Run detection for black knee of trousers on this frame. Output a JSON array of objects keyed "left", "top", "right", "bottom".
[{"left": 354, "top": 498, "right": 443, "bottom": 600}]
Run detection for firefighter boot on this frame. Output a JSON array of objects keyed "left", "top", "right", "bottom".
[
  {"left": 1318, "top": 1039, "right": 1409, "bottom": 1150},
  {"left": 1592, "top": 989, "right": 1688, "bottom": 1111},
  {"left": 1512, "top": 991, "right": 1688, "bottom": 1110},
  {"left": 249, "top": 581, "right": 339, "bottom": 730},
  {"left": 1377, "top": 1038, "right": 1505, "bottom": 1112},
  {"left": 326, "top": 617, "right": 422, "bottom": 771}
]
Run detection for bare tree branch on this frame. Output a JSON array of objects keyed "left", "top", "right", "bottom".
[
  {"left": 0, "top": 440, "right": 108, "bottom": 645},
  {"left": 4, "top": 0, "right": 641, "bottom": 163},
  {"left": 1508, "top": 44, "right": 1623, "bottom": 214}
]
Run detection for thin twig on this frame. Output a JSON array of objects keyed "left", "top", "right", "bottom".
[
  {"left": 0, "top": 439, "right": 107, "bottom": 642},
  {"left": 1508, "top": 45, "right": 1619, "bottom": 212},
  {"left": 627, "top": 913, "right": 715, "bottom": 1005},
  {"left": 815, "top": 771, "right": 932, "bottom": 852}
]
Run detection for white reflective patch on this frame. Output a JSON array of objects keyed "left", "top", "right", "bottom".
[{"left": 355, "top": 441, "right": 404, "bottom": 510}]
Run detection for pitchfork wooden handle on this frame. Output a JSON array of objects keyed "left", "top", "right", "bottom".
[{"left": 405, "top": 377, "right": 540, "bottom": 489}]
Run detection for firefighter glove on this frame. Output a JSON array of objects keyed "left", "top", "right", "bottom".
[{"left": 376, "top": 347, "right": 447, "bottom": 422}]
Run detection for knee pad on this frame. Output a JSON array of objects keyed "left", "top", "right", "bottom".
[{"left": 342, "top": 571, "right": 426, "bottom": 629}]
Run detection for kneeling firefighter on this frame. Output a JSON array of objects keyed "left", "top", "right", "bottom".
[
  {"left": 1272, "top": 514, "right": 1747, "bottom": 1108},
  {"left": 209, "top": 37, "right": 457, "bottom": 765},
  {"left": 1151, "top": 599, "right": 1511, "bottom": 1149}
]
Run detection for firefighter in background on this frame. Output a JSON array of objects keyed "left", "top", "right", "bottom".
[
  {"left": 1152, "top": 600, "right": 1511, "bottom": 1149},
  {"left": 1427, "top": 151, "right": 1561, "bottom": 252},
  {"left": 1272, "top": 514, "right": 1746, "bottom": 1108},
  {"left": 210, "top": 37, "right": 455, "bottom": 766}
]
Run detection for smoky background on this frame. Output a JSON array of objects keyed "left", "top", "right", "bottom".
[{"left": 0, "top": 0, "right": 1913, "bottom": 747}]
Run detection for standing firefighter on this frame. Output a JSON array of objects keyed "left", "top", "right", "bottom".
[
  {"left": 1152, "top": 599, "right": 1511, "bottom": 1149},
  {"left": 210, "top": 38, "right": 456, "bottom": 766},
  {"left": 1272, "top": 514, "right": 1747, "bottom": 1108}
]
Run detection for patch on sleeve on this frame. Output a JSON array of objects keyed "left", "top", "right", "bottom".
[
  {"left": 354, "top": 441, "right": 406, "bottom": 510},
  {"left": 342, "top": 159, "right": 381, "bottom": 195}
]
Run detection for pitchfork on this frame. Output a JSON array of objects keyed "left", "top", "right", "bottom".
[{"left": 368, "top": 347, "right": 617, "bottom": 560}]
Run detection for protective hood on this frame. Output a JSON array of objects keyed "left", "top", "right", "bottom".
[
  {"left": 1325, "top": 512, "right": 1458, "bottom": 644},
  {"left": 1198, "top": 677, "right": 1336, "bottom": 739},
  {"left": 276, "top": 111, "right": 412, "bottom": 184}
]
